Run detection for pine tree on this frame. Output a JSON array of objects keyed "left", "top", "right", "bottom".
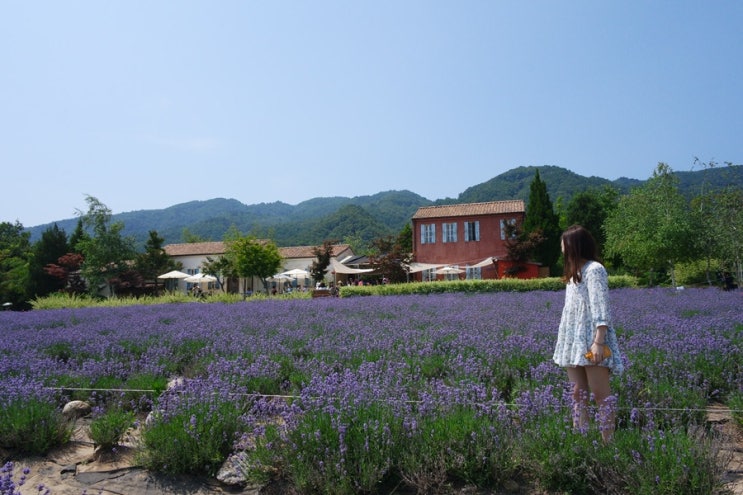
[{"left": 136, "top": 231, "right": 175, "bottom": 281}]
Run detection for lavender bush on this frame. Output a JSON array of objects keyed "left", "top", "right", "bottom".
[
  {"left": 137, "top": 375, "right": 251, "bottom": 475},
  {"left": 1, "top": 288, "right": 741, "bottom": 492},
  {"left": 0, "top": 377, "right": 71, "bottom": 455},
  {"left": 88, "top": 405, "right": 136, "bottom": 451}
]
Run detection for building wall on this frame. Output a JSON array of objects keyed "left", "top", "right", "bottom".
[
  {"left": 168, "top": 255, "right": 220, "bottom": 293},
  {"left": 412, "top": 212, "right": 527, "bottom": 280},
  {"left": 165, "top": 245, "right": 356, "bottom": 294},
  {"left": 177, "top": 255, "right": 209, "bottom": 275}
]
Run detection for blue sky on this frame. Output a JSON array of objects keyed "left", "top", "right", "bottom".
[{"left": 2, "top": 1, "right": 741, "bottom": 227}]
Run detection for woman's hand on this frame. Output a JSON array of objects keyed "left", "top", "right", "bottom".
[
  {"left": 588, "top": 342, "right": 604, "bottom": 364},
  {"left": 587, "top": 325, "right": 609, "bottom": 364}
]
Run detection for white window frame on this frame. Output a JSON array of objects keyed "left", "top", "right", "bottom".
[
  {"left": 464, "top": 221, "right": 480, "bottom": 242},
  {"left": 442, "top": 222, "right": 457, "bottom": 243},
  {"left": 421, "top": 224, "right": 436, "bottom": 244}
]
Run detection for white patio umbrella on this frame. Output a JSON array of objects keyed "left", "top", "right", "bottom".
[
  {"left": 183, "top": 273, "right": 217, "bottom": 296},
  {"left": 281, "top": 268, "right": 310, "bottom": 277},
  {"left": 269, "top": 274, "right": 293, "bottom": 293},
  {"left": 435, "top": 266, "right": 464, "bottom": 274},
  {"left": 157, "top": 270, "right": 190, "bottom": 292},
  {"left": 281, "top": 268, "right": 310, "bottom": 289},
  {"left": 184, "top": 273, "right": 217, "bottom": 283},
  {"left": 157, "top": 270, "right": 190, "bottom": 280}
]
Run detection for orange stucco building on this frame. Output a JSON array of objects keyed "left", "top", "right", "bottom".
[{"left": 410, "top": 200, "right": 539, "bottom": 280}]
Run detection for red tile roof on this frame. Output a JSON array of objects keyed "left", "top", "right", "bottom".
[
  {"left": 280, "top": 244, "right": 352, "bottom": 259},
  {"left": 164, "top": 241, "right": 352, "bottom": 259},
  {"left": 412, "top": 200, "right": 525, "bottom": 219},
  {"left": 164, "top": 241, "right": 228, "bottom": 256}
]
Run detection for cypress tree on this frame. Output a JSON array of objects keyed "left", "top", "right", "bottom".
[{"left": 523, "top": 170, "right": 562, "bottom": 273}]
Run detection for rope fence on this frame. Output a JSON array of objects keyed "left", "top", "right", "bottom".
[{"left": 45, "top": 386, "right": 743, "bottom": 415}]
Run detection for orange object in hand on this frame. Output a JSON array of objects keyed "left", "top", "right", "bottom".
[{"left": 584, "top": 345, "right": 611, "bottom": 360}]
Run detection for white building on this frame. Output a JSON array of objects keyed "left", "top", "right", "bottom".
[{"left": 163, "top": 241, "right": 355, "bottom": 294}]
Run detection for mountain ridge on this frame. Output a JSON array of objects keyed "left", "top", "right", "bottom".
[{"left": 26, "top": 165, "right": 743, "bottom": 248}]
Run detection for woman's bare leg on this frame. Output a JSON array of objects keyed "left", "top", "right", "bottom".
[
  {"left": 585, "top": 365, "right": 614, "bottom": 442},
  {"left": 566, "top": 367, "right": 590, "bottom": 431}
]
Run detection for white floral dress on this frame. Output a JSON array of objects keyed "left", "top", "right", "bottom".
[{"left": 552, "top": 260, "right": 623, "bottom": 374}]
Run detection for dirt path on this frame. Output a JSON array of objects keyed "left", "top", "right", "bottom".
[
  {"left": 708, "top": 404, "right": 743, "bottom": 494},
  {"left": 3, "top": 419, "right": 263, "bottom": 495},
  {"left": 4, "top": 408, "right": 743, "bottom": 495}
]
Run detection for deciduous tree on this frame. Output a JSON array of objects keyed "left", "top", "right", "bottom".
[
  {"left": 228, "top": 236, "right": 282, "bottom": 294},
  {"left": 396, "top": 223, "right": 413, "bottom": 255},
  {"left": 503, "top": 221, "right": 545, "bottom": 276},
  {"left": 605, "top": 163, "right": 695, "bottom": 286},
  {"left": 368, "top": 234, "right": 408, "bottom": 283},
  {"left": 0, "top": 221, "right": 32, "bottom": 309},
  {"left": 75, "top": 196, "right": 137, "bottom": 296},
  {"left": 45, "top": 253, "right": 86, "bottom": 294},
  {"left": 202, "top": 255, "right": 236, "bottom": 292},
  {"left": 564, "top": 186, "right": 618, "bottom": 254},
  {"left": 691, "top": 159, "right": 743, "bottom": 284}
]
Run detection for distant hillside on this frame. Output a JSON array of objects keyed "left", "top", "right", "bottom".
[
  {"left": 456, "top": 165, "right": 624, "bottom": 204},
  {"left": 26, "top": 165, "right": 743, "bottom": 248},
  {"left": 28, "top": 190, "right": 432, "bottom": 248},
  {"left": 457, "top": 164, "right": 741, "bottom": 204}
]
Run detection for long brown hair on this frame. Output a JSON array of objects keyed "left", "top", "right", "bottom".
[{"left": 561, "top": 225, "right": 600, "bottom": 283}]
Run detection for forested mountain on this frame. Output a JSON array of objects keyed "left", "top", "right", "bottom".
[
  {"left": 27, "top": 191, "right": 432, "bottom": 248},
  {"left": 26, "top": 165, "right": 743, "bottom": 249},
  {"left": 455, "top": 166, "right": 632, "bottom": 204}
]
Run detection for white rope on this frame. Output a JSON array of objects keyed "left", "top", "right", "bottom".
[{"left": 44, "top": 386, "right": 743, "bottom": 414}]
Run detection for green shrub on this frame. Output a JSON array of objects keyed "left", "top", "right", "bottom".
[
  {"left": 138, "top": 400, "right": 244, "bottom": 476},
  {"left": 32, "top": 289, "right": 311, "bottom": 310},
  {"left": 47, "top": 374, "right": 93, "bottom": 401},
  {"left": 340, "top": 276, "right": 637, "bottom": 297},
  {"left": 674, "top": 259, "right": 726, "bottom": 287},
  {"left": 89, "top": 407, "right": 136, "bottom": 450},
  {"left": 398, "top": 406, "right": 517, "bottom": 491},
  {"left": 124, "top": 373, "right": 168, "bottom": 395},
  {"left": 615, "top": 378, "right": 708, "bottom": 431},
  {"left": 0, "top": 397, "right": 71, "bottom": 455},
  {"left": 31, "top": 276, "right": 637, "bottom": 306},
  {"left": 606, "top": 425, "right": 723, "bottom": 495},
  {"left": 518, "top": 408, "right": 722, "bottom": 495},
  {"left": 32, "top": 292, "right": 100, "bottom": 310},
  {"left": 283, "top": 403, "right": 401, "bottom": 494}
]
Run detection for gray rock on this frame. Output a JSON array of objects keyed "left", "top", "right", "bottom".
[
  {"left": 62, "top": 400, "right": 91, "bottom": 419},
  {"left": 167, "top": 377, "right": 184, "bottom": 390},
  {"left": 216, "top": 452, "right": 249, "bottom": 486}
]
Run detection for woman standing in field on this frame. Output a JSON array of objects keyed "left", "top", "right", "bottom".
[{"left": 553, "top": 225, "right": 623, "bottom": 442}]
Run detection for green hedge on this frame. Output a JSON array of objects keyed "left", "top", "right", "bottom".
[{"left": 339, "top": 275, "right": 637, "bottom": 297}]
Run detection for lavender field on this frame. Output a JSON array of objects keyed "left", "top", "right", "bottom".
[{"left": 2, "top": 288, "right": 742, "bottom": 494}]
